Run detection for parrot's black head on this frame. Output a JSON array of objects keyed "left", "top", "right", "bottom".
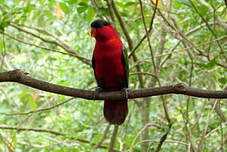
[{"left": 91, "top": 19, "right": 110, "bottom": 29}]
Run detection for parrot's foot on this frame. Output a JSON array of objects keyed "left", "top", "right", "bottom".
[
  {"left": 93, "top": 87, "right": 103, "bottom": 100},
  {"left": 121, "top": 88, "right": 129, "bottom": 101}
]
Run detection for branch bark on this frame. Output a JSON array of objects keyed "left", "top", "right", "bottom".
[{"left": 0, "top": 70, "right": 227, "bottom": 100}]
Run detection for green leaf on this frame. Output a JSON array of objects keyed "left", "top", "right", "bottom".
[
  {"left": 178, "top": 0, "right": 192, "bottom": 7},
  {"left": 0, "top": 40, "right": 3, "bottom": 50},
  {"left": 77, "top": 2, "right": 88, "bottom": 13},
  {"left": 204, "top": 58, "right": 216, "bottom": 69},
  {"left": 67, "top": 0, "right": 77, "bottom": 5},
  {"left": 60, "top": 2, "right": 70, "bottom": 14},
  {"left": 19, "top": 90, "right": 37, "bottom": 110},
  {"left": 218, "top": 77, "right": 227, "bottom": 84},
  {"left": 199, "top": 5, "right": 209, "bottom": 14},
  {"left": 28, "top": 98, "right": 38, "bottom": 110},
  {"left": 196, "top": 58, "right": 216, "bottom": 70},
  {"left": 78, "top": 2, "right": 88, "bottom": 7},
  {"left": 77, "top": 6, "right": 87, "bottom": 13},
  {"left": 86, "top": 7, "right": 95, "bottom": 22},
  {"left": 125, "top": 2, "right": 137, "bottom": 6}
]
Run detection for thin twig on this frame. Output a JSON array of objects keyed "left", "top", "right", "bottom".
[
  {"left": 188, "top": 0, "right": 225, "bottom": 54},
  {"left": 130, "top": 72, "right": 159, "bottom": 81},
  {"left": 0, "top": 98, "right": 74, "bottom": 116},
  {"left": 0, "top": 125, "right": 65, "bottom": 136},
  {"left": 0, "top": 31, "right": 77, "bottom": 57},
  {"left": 95, "top": 124, "right": 111, "bottom": 148},
  {"left": 155, "top": 123, "right": 172, "bottom": 152},
  {"left": 0, "top": 125, "right": 121, "bottom": 152},
  {"left": 214, "top": 100, "right": 226, "bottom": 122},
  {"left": 108, "top": 125, "right": 119, "bottom": 152},
  {"left": 9, "top": 24, "right": 91, "bottom": 65},
  {"left": 21, "top": 24, "right": 63, "bottom": 42},
  {"left": 109, "top": 0, "right": 133, "bottom": 50},
  {"left": 130, "top": 123, "right": 154, "bottom": 151},
  {"left": 196, "top": 122, "right": 227, "bottom": 140},
  {"left": 129, "top": 0, "right": 159, "bottom": 58},
  {"left": 138, "top": 0, "right": 157, "bottom": 74}
]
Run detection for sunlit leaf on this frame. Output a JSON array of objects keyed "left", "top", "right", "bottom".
[
  {"left": 59, "top": 2, "right": 70, "bottom": 14},
  {"left": 152, "top": 0, "right": 162, "bottom": 8},
  {"left": 54, "top": 3, "right": 64, "bottom": 20},
  {"left": 77, "top": 2, "right": 88, "bottom": 13}
]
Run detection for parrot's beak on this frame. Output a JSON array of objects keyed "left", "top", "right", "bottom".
[{"left": 91, "top": 28, "right": 96, "bottom": 37}]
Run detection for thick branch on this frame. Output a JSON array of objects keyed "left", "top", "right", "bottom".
[{"left": 0, "top": 70, "right": 226, "bottom": 100}]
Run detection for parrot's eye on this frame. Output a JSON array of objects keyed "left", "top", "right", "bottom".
[{"left": 91, "top": 19, "right": 110, "bottom": 29}]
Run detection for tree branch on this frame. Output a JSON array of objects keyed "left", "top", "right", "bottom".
[
  {"left": 0, "top": 98, "right": 74, "bottom": 116},
  {"left": 0, "top": 70, "right": 226, "bottom": 100},
  {"left": 128, "top": 0, "right": 158, "bottom": 58},
  {"left": 0, "top": 125, "right": 65, "bottom": 136},
  {"left": 8, "top": 24, "right": 91, "bottom": 65},
  {"left": 95, "top": 124, "right": 111, "bottom": 148},
  {"left": 155, "top": 124, "right": 172, "bottom": 152},
  {"left": 188, "top": 0, "right": 225, "bottom": 54},
  {"left": 108, "top": 125, "right": 119, "bottom": 152},
  {"left": 0, "top": 31, "right": 76, "bottom": 58}
]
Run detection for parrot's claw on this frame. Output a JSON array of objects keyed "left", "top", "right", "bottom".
[
  {"left": 93, "top": 87, "right": 103, "bottom": 100},
  {"left": 122, "top": 88, "right": 129, "bottom": 101}
]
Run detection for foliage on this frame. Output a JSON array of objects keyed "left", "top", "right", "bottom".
[{"left": 0, "top": 0, "right": 226, "bottom": 151}]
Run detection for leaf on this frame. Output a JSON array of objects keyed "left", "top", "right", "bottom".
[
  {"left": 67, "top": 0, "right": 77, "bottom": 5},
  {"left": 196, "top": 58, "right": 216, "bottom": 70},
  {"left": 77, "top": 2, "right": 88, "bottom": 13},
  {"left": 28, "top": 98, "right": 38, "bottom": 110},
  {"left": 19, "top": 90, "right": 37, "bottom": 110},
  {"left": 125, "top": 2, "right": 137, "bottom": 6},
  {"left": 59, "top": 2, "right": 70, "bottom": 14},
  {"left": 54, "top": 3, "right": 64, "bottom": 20},
  {"left": 77, "top": 6, "right": 87, "bottom": 13},
  {"left": 151, "top": 0, "right": 162, "bottom": 8},
  {"left": 0, "top": 39, "right": 4, "bottom": 53},
  {"left": 199, "top": 5, "right": 209, "bottom": 14},
  {"left": 78, "top": 2, "right": 88, "bottom": 7},
  {"left": 218, "top": 77, "right": 227, "bottom": 85},
  {"left": 86, "top": 7, "right": 95, "bottom": 22},
  {"left": 204, "top": 58, "right": 216, "bottom": 69},
  {"left": 178, "top": 0, "right": 192, "bottom": 7}
]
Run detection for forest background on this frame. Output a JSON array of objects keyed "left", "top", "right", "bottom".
[{"left": 0, "top": 0, "right": 226, "bottom": 152}]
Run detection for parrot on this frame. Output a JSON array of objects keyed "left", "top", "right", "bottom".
[{"left": 91, "top": 19, "right": 129, "bottom": 125}]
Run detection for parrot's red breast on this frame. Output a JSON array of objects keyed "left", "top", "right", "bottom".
[{"left": 91, "top": 19, "right": 128, "bottom": 125}]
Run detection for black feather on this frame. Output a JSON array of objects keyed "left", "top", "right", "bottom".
[{"left": 91, "top": 19, "right": 110, "bottom": 28}]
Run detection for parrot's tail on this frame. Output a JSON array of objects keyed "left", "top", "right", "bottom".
[{"left": 104, "top": 100, "right": 128, "bottom": 125}]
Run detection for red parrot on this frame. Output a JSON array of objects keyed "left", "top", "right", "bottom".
[{"left": 91, "top": 19, "right": 129, "bottom": 125}]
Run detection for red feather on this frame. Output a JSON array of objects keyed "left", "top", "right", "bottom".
[{"left": 91, "top": 23, "right": 128, "bottom": 125}]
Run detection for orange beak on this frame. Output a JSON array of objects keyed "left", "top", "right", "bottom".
[{"left": 91, "top": 28, "right": 96, "bottom": 37}]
